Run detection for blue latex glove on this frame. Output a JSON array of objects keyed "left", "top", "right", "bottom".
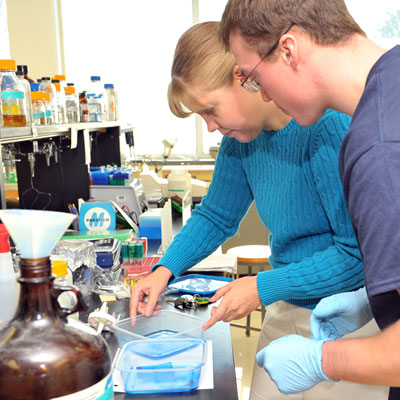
[
  {"left": 256, "top": 335, "right": 334, "bottom": 394},
  {"left": 310, "top": 287, "right": 373, "bottom": 340}
]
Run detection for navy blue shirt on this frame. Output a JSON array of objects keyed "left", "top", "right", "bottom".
[{"left": 339, "top": 45, "right": 400, "bottom": 331}]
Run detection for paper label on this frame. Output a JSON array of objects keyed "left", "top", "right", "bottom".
[
  {"left": 51, "top": 373, "right": 113, "bottom": 400},
  {"left": 2, "top": 90, "right": 24, "bottom": 99}
]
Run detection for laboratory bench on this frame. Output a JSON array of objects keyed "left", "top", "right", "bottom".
[{"left": 82, "top": 293, "right": 238, "bottom": 400}]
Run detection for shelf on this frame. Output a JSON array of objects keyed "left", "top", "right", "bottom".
[{"left": 0, "top": 121, "right": 122, "bottom": 144}]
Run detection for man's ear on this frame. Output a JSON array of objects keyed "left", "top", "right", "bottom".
[
  {"left": 233, "top": 65, "right": 243, "bottom": 82},
  {"left": 279, "top": 34, "right": 299, "bottom": 69}
]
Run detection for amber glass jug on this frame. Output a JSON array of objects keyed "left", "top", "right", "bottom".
[
  {"left": 0, "top": 256, "right": 113, "bottom": 400},
  {"left": 0, "top": 209, "right": 113, "bottom": 399}
]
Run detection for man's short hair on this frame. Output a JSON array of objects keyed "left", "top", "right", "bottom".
[{"left": 220, "top": 0, "right": 365, "bottom": 57}]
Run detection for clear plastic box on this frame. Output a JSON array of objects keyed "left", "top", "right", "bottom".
[
  {"left": 116, "top": 338, "right": 207, "bottom": 393},
  {"left": 113, "top": 310, "right": 204, "bottom": 346}
]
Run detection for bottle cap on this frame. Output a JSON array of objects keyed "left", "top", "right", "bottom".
[
  {"left": 30, "top": 82, "right": 40, "bottom": 91},
  {"left": 104, "top": 83, "right": 114, "bottom": 89},
  {"left": 54, "top": 74, "right": 66, "bottom": 81},
  {"left": 17, "top": 65, "right": 23, "bottom": 72},
  {"left": 51, "top": 79, "right": 60, "bottom": 83},
  {"left": 41, "top": 77, "right": 51, "bottom": 81},
  {"left": 16, "top": 71, "right": 23, "bottom": 77},
  {"left": 66, "top": 83, "right": 74, "bottom": 86},
  {"left": 0, "top": 59, "right": 16, "bottom": 70},
  {"left": 0, "top": 224, "right": 10, "bottom": 253},
  {"left": 64, "top": 86, "right": 76, "bottom": 94},
  {"left": 52, "top": 260, "right": 68, "bottom": 277},
  {"left": 90, "top": 76, "right": 100, "bottom": 81},
  {"left": 31, "top": 91, "right": 43, "bottom": 101}
]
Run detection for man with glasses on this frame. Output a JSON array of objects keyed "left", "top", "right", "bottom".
[{"left": 220, "top": 0, "right": 400, "bottom": 398}]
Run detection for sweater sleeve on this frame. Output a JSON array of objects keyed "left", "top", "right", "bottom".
[
  {"left": 154, "top": 136, "right": 254, "bottom": 278},
  {"left": 257, "top": 111, "right": 365, "bottom": 306}
]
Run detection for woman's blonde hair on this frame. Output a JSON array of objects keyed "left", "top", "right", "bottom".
[{"left": 168, "top": 21, "right": 236, "bottom": 118}]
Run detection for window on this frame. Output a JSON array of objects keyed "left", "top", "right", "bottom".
[
  {"left": 61, "top": 1, "right": 399, "bottom": 160},
  {"left": 61, "top": 0, "right": 195, "bottom": 159},
  {"left": 346, "top": 0, "right": 400, "bottom": 48}
]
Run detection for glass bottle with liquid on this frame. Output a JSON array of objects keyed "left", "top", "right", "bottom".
[
  {"left": 39, "top": 77, "right": 58, "bottom": 124},
  {"left": 0, "top": 209, "right": 113, "bottom": 400},
  {"left": 16, "top": 70, "right": 32, "bottom": 125},
  {"left": 0, "top": 59, "right": 28, "bottom": 127},
  {"left": 31, "top": 91, "right": 46, "bottom": 126},
  {"left": 79, "top": 91, "right": 90, "bottom": 122},
  {"left": 52, "top": 79, "right": 67, "bottom": 124},
  {"left": 42, "top": 92, "right": 54, "bottom": 125},
  {"left": 65, "top": 86, "right": 79, "bottom": 123}
]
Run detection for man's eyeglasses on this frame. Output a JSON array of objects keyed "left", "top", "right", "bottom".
[{"left": 240, "top": 23, "right": 295, "bottom": 93}]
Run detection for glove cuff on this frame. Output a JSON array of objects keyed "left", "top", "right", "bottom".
[{"left": 315, "top": 340, "right": 339, "bottom": 383}]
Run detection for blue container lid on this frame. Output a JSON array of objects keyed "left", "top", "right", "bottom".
[
  {"left": 104, "top": 83, "right": 114, "bottom": 89},
  {"left": 90, "top": 76, "right": 100, "bottom": 81},
  {"left": 30, "top": 82, "right": 40, "bottom": 91}
]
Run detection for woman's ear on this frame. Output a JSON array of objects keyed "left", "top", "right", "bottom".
[{"left": 233, "top": 65, "right": 243, "bottom": 82}]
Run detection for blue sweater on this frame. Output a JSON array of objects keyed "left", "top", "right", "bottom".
[{"left": 156, "top": 110, "right": 364, "bottom": 309}]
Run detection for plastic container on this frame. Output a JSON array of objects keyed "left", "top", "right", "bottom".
[
  {"left": 113, "top": 309, "right": 204, "bottom": 346},
  {"left": 0, "top": 59, "right": 28, "bottom": 127},
  {"left": 87, "top": 75, "right": 107, "bottom": 120},
  {"left": 168, "top": 169, "right": 192, "bottom": 204},
  {"left": 0, "top": 224, "right": 18, "bottom": 323},
  {"left": 104, "top": 83, "right": 116, "bottom": 121},
  {"left": 116, "top": 338, "right": 207, "bottom": 393}
]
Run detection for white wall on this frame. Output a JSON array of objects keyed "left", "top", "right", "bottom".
[{"left": 6, "top": 0, "right": 62, "bottom": 80}]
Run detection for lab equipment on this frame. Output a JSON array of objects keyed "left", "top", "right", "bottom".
[
  {"left": 87, "top": 75, "right": 107, "bottom": 120},
  {"left": 113, "top": 309, "right": 204, "bottom": 346},
  {"left": 104, "top": 83, "right": 117, "bottom": 121},
  {"left": 39, "top": 77, "right": 58, "bottom": 124},
  {"left": 115, "top": 338, "right": 207, "bottom": 394},
  {"left": 167, "top": 274, "right": 233, "bottom": 295},
  {"left": 64, "top": 85, "right": 79, "bottom": 123},
  {"left": 0, "top": 59, "right": 28, "bottom": 127},
  {"left": 52, "top": 79, "right": 66, "bottom": 124},
  {"left": 30, "top": 91, "right": 46, "bottom": 125},
  {"left": 15, "top": 70, "right": 32, "bottom": 125},
  {"left": 79, "top": 91, "right": 90, "bottom": 122},
  {"left": 0, "top": 209, "right": 113, "bottom": 399},
  {"left": 310, "top": 287, "right": 373, "bottom": 340},
  {"left": 17, "top": 64, "right": 35, "bottom": 84}
]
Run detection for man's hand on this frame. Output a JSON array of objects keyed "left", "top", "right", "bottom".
[
  {"left": 202, "top": 276, "right": 260, "bottom": 330},
  {"left": 310, "top": 287, "right": 373, "bottom": 340},
  {"left": 129, "top": 266, "right": 172, "bottom": 326},
  {"left": 256, "top": 335, "right": 334, "bottom": 394}
]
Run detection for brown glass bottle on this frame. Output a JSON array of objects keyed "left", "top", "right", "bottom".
[{"left": 0, "top": 257, "right": 113, "bottom": 400}]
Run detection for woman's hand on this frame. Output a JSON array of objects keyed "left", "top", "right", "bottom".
[
  {"left": 202, "top": 276, "right": 261, "bottom": 330},
  {"left": 129, "top": 266, "right": 172, "bottom": 326}
]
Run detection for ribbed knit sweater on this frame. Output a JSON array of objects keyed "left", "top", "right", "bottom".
[{"left": 156, "top": 110, "right": 364, "bottom": 309}]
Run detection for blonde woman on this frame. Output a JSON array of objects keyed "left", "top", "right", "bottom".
[{"left": 130, "top": 22, "right": 384, "bottom": 399}]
